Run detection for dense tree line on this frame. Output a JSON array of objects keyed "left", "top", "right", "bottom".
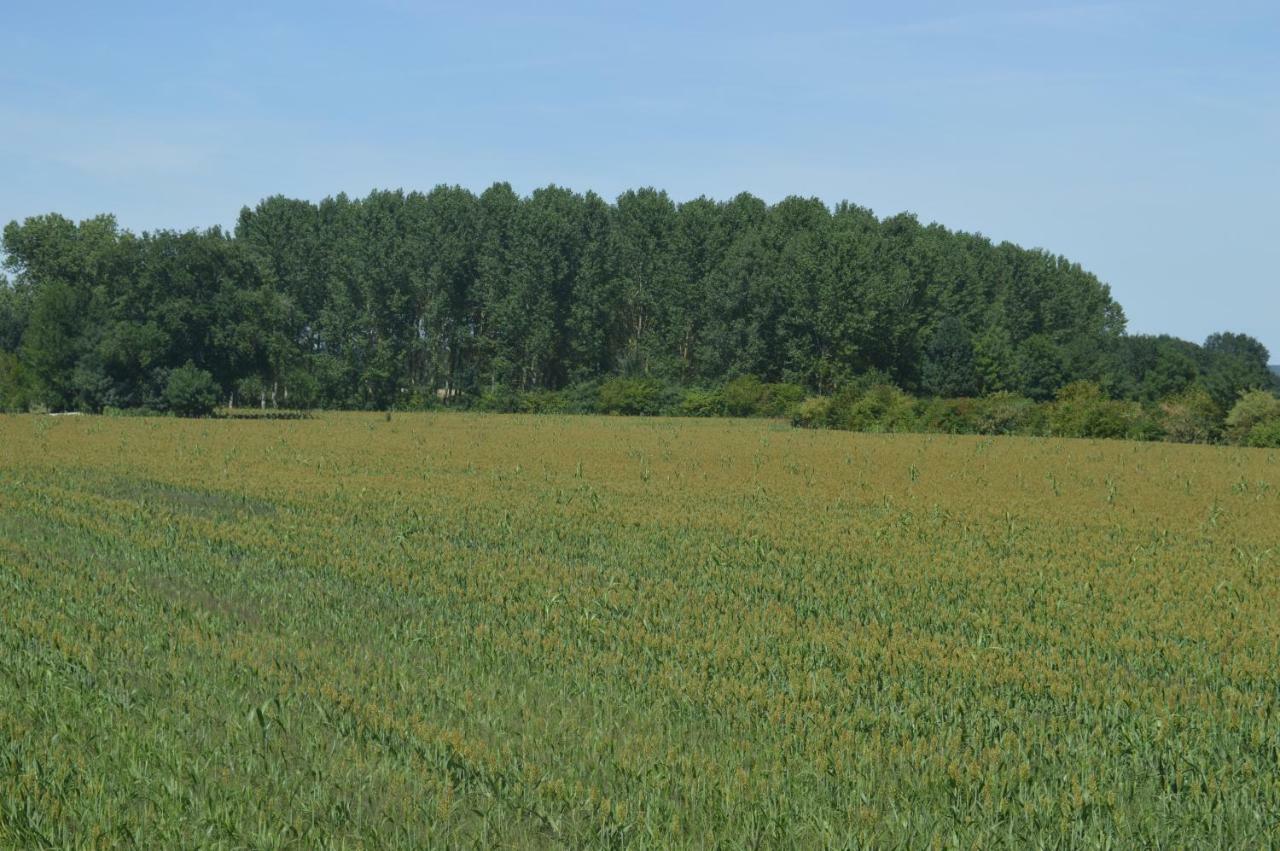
[{"left": 0, "top": 184, "right": 1273, "bottom": 416}]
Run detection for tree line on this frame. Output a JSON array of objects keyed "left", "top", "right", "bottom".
[{"left": 0, "top": 183, "right": 1273, "bottom": 419}]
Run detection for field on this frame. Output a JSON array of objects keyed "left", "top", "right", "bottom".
[{"left": 1, "top": 412, "right": 1278, "bottom": 848}]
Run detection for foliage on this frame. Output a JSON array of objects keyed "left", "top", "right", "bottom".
[
  {"left": 972, "top": 325, "right": 1019, "bottom": 394},
  {"left": 1224, "top": 390, "right": 1280, "bottom": 443},
  {"left": 717, "top": 375, "right": 805, "bottom": 417},
  {"left": 1047, "top": 381, "right": 1144, "bottom": 440},
  {"left": 472, "top": 385, "right": 523, "bottom": 413},
  {"left": 2, "top": 414, "right": 1279, "bottom": 847},
  {"left": 789, "top": 396, "right": 832, "bottom": 428},
  {"left": 558, "top": 380, "right": 604, "bottom": 415},
  {"left": 2, "top": 194, "right": 1270, "bottom": 443},
  {"left": 972, "top": 391, "right": 1044, "bottom": 435},
  {"left": 678, "top": 386, "right": 724, "bottom": 417},
  {"left": 1106, "top": 334, "right": 1201, "bottom": 401},
  {"left": 830, "top": 382, "right": 918, "bottom": 432},
  {"left": 0, "top": 351, "right": 32, "bottom": 412},
  {"left": 1, "top": 188, "right": 1138, "bottom": 411},
  {"left": 597, "top": 377, "right": 668, "bottom": 415},
  {"left": 915, "top": 394, "right": 1049, "bottom": 436},
  {"left": 161, "top": 362, "right": 219, "bottom": 417},
  {"left": 1200, "top": 332, "right": 1275, "bottom": 411},
  {"left": 518, "top": 389, "right": 570, "bottom": 414},
  {"left": 760, "top": 382, "right": 805, "bottom": 416},
  {"left": 921, "top": 317, "right": 978, "bottom": 397},
  {"left": 0, "top": 276, "right": 30, "bottom": 353},
  {"left": 1158, "top": 386, "right": 1221, "bottom": 444},
  {"left": 916, "top": 397, "right": 979, "bottom": 434},
  {"left": 1017, "top": 334, "right": 1068, "bottom": 401},
  {"left": 1244, "top": 417, "right": 1280, "bottom": 448},
  {"left": 720, "top": 375, "right": 770, "bottom": 416}
]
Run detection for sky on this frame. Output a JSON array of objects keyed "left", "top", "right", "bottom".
[{"left": 2, "top": 1, "right": 1277, "bottom": 356}]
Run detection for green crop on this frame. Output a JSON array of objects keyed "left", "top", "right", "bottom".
[{"left": 1, "top": 412, "right": 1278, "bottom": 847}]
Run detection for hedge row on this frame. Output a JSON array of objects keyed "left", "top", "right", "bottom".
[
  {"left": 6, "top": 358, "right": 1278, "bottom": 448},
  {"left": 464, "top": 374, "right": 1280, "bottom": 448}
]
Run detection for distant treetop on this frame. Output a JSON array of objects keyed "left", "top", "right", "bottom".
[{"left": 0, "top": 184, "right": 1271, "bottom": 412}]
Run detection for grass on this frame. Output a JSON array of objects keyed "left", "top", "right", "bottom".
[{"left": 1, "top": 412, "right": 1278, "bottom": 848}]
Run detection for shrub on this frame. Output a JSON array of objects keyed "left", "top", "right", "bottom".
[
  {"left": 759, "top": 382, "right": 806, "bottom": 416},
  {"left": 598, "top": 377, "right": 666, "bottom": 416},
  {"left": 1245, "top": 418, "right": 1280, "bottom": 448},
  {"left": 401, "top": 387, "right": 444, "bottom": 411},
  {"left": 917, "top": 398, "right": 981, "bottom": 434},
  {"left": 679, "top": 387, "right": 724, "bottom": 417},
  {"left": 1225, "top": 390, "right": 1280, "bottom": 443},
  {"left": 1159, "top": 387, "right": 1221, "bottom": 444},
  {"left": 473, "top": 386, "right": 521, "bottom": 413},
  {"left": 1048, "top": 381, "right": 1141, "bottom": 440},
  {"left": 721, "top": 376, "right": 768, "bottom": 417},
  {"left": 826, "top": 375, "right": 892, "bottom": 430},
  {"left": 1126, "top": 408, "right": 1167, "bottom": 442},
  {"left": 832, "top": 383, "right": 917, "bottom": 432},
  {"left": 280, "top": 369, "right": 319, "bottom": 410},
  {"left": 719, "top": 376, "right": 806, "bottom": 417},
  {"left": 163, "top": 363, "right": 219, "bottom": 417},
  {"left": 974, "top": 392, "right": 1043, "bottom": 436},
  {"left": 790, "top": 396, "right": 832, "bottom": 429},
  {"left": 519, "top": 389, "right": 568, "bottom": 414},
  {"left": 553, "top": 381, "right": 592, "bottom": 414}
]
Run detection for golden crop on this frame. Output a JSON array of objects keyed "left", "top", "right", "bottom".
[{"left": 1, "top": 412, "right": 1278, "bottom": 847}]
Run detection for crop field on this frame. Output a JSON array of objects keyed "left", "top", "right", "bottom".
[{"left": 1, "top": 412, "right": 1279, "bottom": 848}]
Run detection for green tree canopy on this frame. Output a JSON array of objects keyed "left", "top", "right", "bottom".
[{"left": 3, "top": 183, "right": 1259, "bottom": 415}]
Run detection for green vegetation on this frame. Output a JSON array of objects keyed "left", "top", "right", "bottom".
[
  {"left": 2, "top": 413, "right": 1278, "bottom": 846},
  {"left": 162, "top": 362, "right": 219, "bottom": 418},
  {"left": 3, "top": 187, "right": 1275, "bottom": 421}
]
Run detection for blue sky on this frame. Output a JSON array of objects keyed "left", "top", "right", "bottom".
[{"left": 2, "top": 1, "right": 1277, "bottom": 356}]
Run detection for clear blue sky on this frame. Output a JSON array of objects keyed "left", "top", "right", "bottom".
[{"left": 3, "top": 1, "right": 1276, "bottom": 356}]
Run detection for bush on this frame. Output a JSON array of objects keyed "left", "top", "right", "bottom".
[
  {"left": 974, "top": 392, "right": 1043, "bottom": 436},
  {"left": 1245, "top": 418, "right": 1280, "bottom": 448},
  {"left": 598, "top": 377, "right": 667, "bottom": 416},
  {"left": 720, "top": 375, "right": 768, "bottom": 416},
  {"left": 759, "top": 382, "right": 806, "bottom": 416},
  {"left": 1225, "top": 390, "right": 1280, "bottom": 443},
  {"left": 917, "top": 397, "right": 981, "bottom": 434},
  {"left": 472, "top": 385, "right": 521, "bottom": 413},
  {"left": 519, "top": 389, "right": 568, "bottom": 414},
  {"left": 163, "top": 363, "right": 219, "bottom": 417},
  {"left": 401, "top": 387, "right": 444, "bottom": 411},
  {"left": 280, "top": 369, "right": 319, "bottom": 410},
  {"left": 790, "top": 396, "right": 832, "bottom": 428},
  {"left": 1159, "top": 387, "right": 1221, "bottom": 444},
  {"left": 1048, "top": 381, "right": 1142, "bottom": 440},
  {"left": 560, "top": 380, "right": 603, "bottom": 414},
  {"left": 1126, "top": 408, "right": 1167, "bottom": 442},
  {"left": 679, "top": 387, "right": 724, "bottom": 417},
  {"left": 826, "top": 375, "right": 893, "bottom": 431},
  {"left": 717, "top": 376, "right": 806, "bottom": 417},
  {"left": 854, "top": 385, "right": 918, "bottom": 432},
  {"left": 830, "top": 382, "right": 917, "bottom": 432}
]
